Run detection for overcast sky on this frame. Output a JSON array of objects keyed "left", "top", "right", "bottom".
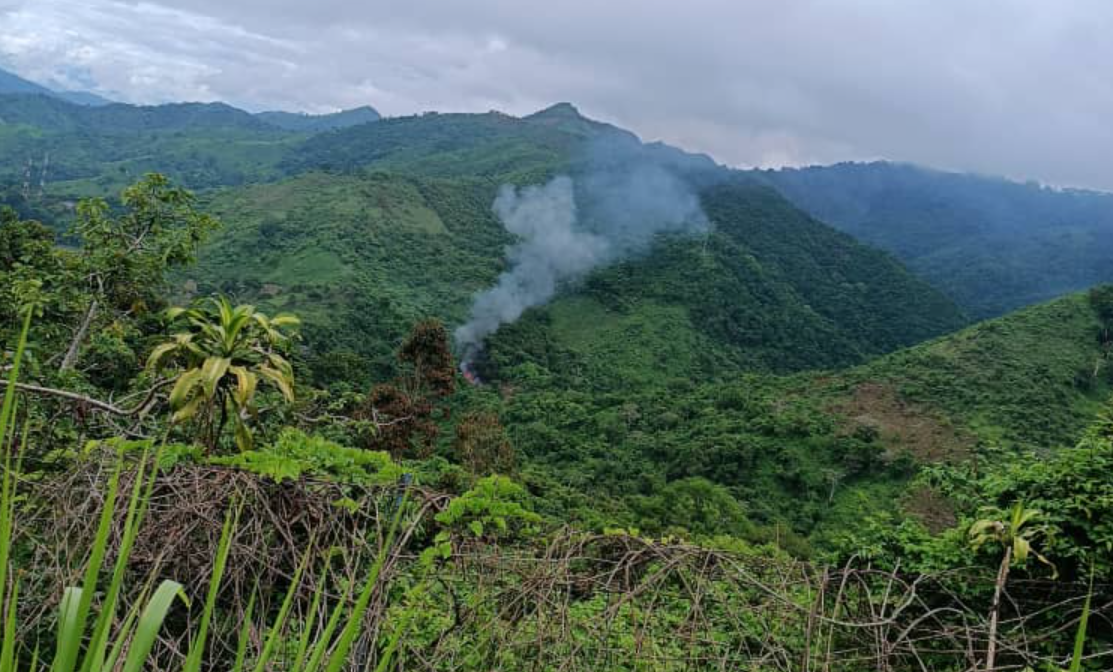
[{"left": 2, "top": 0, "right": 1112, "bottom": 189}]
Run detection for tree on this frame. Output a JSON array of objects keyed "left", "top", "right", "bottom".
[
  {"left": 453, "top": 411, "right": 515, "bottom": 476},
  {"left": 398, "top": 319, "right": 456, "bottom": 398},
  {"left": 359, "top": 320, "right": 456, "bottom": 458},
  {"left": 0, "top": 207, "right": 82, "bottom": 350},
  {"left": 147, "top": 296, "right": 299, "bottom": 452},
  {"left": 61, "top": 174, "right": 218, "bottom": 372},
  {"left": 969, "top": 502, "right": 1056, "bottom": 671}
]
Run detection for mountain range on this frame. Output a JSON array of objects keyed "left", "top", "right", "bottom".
[{"left": 4, "top": 71, "right": 1113, "bottom": 541}]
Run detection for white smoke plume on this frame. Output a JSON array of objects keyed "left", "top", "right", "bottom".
[{"left": 455, "top": 148, "right": 710, "bottom": 369}]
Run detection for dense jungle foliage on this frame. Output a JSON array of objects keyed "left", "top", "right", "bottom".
[{"left": 1, "top": 90, "right": 1112, "bottom": 670}]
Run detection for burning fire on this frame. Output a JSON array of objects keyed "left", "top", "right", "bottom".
[{"left": 461, "top": 362, "right": 482, "bottom": 386}]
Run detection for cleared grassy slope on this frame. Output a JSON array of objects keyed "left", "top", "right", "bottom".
[
  {"left": 185, "top": 170, "right": 513, "bottom": 384},
  {"left": 839, "top": 292, "right": 1110, "bottom": 450}
]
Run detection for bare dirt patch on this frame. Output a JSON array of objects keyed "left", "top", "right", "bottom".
[
  {"left": 831, "top": 382, "right": 972, "bottom": 463},
  {"left": 902, "top": 485, "right": 958, "bottom": 533}
]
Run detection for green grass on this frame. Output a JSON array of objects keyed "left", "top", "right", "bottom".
[
  {"left": 0, "top": 312, "right": 417, "bottom": 670},
  {"left": 543, "top": 297, "right": 713, "bottom": 388},
  {"left": 848, "top": 293, "right": 1109, "bottom": 449}
]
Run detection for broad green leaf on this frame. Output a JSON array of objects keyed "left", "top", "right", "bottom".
[
  {"left": 257, "top": 365, "right": 295, "bottom": 402},
  {"left": 52, "top": 588, "right": 84, "bottom": 672},
  {"left": 233, "top": 418, "right": 253, "bottom": 452},
  {"left": 145, "top": 341, "right": 180, "bottom": 370},
  {"left": 169, "top": 369, "right": 205, "bottom": 409},
  {"left": 172, "top": 396, "right": 205, "bottom": 424},
  {"left": 200, "top": 356, "right": 231, "bottom": 399},
  {"left": 119, "top": 581, "right": 186, "bottom": 672},
  {"left": 229, "top": 366, "right": 258, "bottom": 408}
]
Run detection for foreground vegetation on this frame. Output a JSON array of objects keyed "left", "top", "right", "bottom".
[{"left": 1, "top": 314, "right": 1108, "bottom": 670}]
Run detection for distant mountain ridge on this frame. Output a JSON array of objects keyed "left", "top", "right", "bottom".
[
  {"left": 754, "top": 161, "right": 1113, "bottom": 318},
  {"left": 0, "top": 66, "right": 112, "bottom": 106},
  {"left": 0, "top": 94, "right": 271, "bottom": 133},
  {"left": 6, "top": 86, "right": 1113, "bottom": 338},
  {"left": 255, "top": 106, "right": 381, "bottom": 131}
]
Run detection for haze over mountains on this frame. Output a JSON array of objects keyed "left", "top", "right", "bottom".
[
  {"left": 755, "top": 163, "right": 1113, "bottom": 318},
  {"left": 0, "top": 64, "right": 113, "bottom": 106}
]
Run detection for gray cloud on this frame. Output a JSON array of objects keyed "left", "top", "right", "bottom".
[{"left": 2, "top": 0, "right": 1113, "bottom": 189}]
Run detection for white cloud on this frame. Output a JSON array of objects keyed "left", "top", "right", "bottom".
[{"left": 2, "top": 0, "right": 1113, "bottom": 189}]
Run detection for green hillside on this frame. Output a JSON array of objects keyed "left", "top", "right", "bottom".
[
  {"left": 482, "top": 180, "right": 965, "bottom": 388},
  {"left": 4, "top": 94, "right": 1107, "bottom": 545},
  {"left": 486, "top": 290, "right": 1111, "bottom": 543},
  {"left": 186, "top": 170, "right": 512, "bottom": 383},
  {"left": 4, "top": 95, "right": 1112, "bottom": 671},
  {"left": 187, "top": 172, "right": 963, "bottom": 393},
  {"left": 0, "top": 93, "right": 300, "bottom": 204}
]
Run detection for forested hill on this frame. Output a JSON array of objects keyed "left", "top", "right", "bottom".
[
  {"left": 490, "top": 288, "right": 1113, "bottom": 541},
  {"left": 482, "top": 180, "right": 964, "bottom": 387},
  {"left": 0, "top": 93, "right": 377, "bottom": 202},
  {"left": 754, "top": 161, "right": 1113, "bottom": 319},
  {"left": 183, "top": 108, "right": 964, "bottom": 386},
  {"left": 0, "top": 93, "right": 300, "bottom": 198},
  {"left": 0, "top": 93, "right": 968, "bottom": 381},
  {"left": 254, "top": 105, "right": 382, "bottom": 131}
]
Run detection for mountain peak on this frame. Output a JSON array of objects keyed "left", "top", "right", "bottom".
[
  {"left": 0, "top": 66, "right": 112, "bottom": 106},
  {"left": 522, "top": 101, "right": 640, "bottom": 142},
  {"left": 527, "top": 101, "right": 584, "bottom": 120},
  {"left": 255, "top": 105, "right": 381, "bottom": 131}
]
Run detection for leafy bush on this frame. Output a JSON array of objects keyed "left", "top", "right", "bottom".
[
  {"left": 435, "top": 475, "right": 541, "bottom": 540},
  {"left": 212, "top": 428, "right": 402, "bottom": 484}
]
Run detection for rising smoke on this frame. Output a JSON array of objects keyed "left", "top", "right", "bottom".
[{"left": 454, "top": 139, "right": 711, "bottom": 370}]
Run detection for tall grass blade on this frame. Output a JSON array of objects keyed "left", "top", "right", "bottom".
[
  {"left": 0, "top": 308, "right": 33, "bottom": 634},
  {"left": 231, "top": 591, "right": 257, "bottom": 672},
  {"left": 52, "top": 464, "right": 122, "bottom": 672},
  {"left": 99, "top": 581, "right": 149, "bottom": 672},
  {"left": 322, "top": 490, "right": 410, "bottom": 672},
  {"left": 183, "top": 504, "right": 240, "bottom": 672},
  {"left": 51, "top": 589, "right": 85, "bottom": 672},
  {"left": 1, "top": 579, "right": 18, "bottom": 672},
  {"left": 118, "top": 580, "right": 184, "bottom": 672},
  {"left": 298, "top": 570, "right": 352, "bottom": 672},
  {"left": 250, "top": 542, "right": 312, "bottom": 672},
  {"left": 75, "top": 455, "right": 144, "bottom": 672},
  {"left": 81, "top": 446, "right": 163, "bottom": 672},
  {"left": 1067, "top": 565, "right": 1094, "bottom": 672},
  {"left": 291, "top": 564, "right": 329, "bottom": 672}
]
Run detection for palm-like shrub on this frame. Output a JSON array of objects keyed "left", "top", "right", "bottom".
[
  {"left": 969, "top": 502, "right": 1056, "bottom": 671},
  {"left": 148, "top": 296, "right": 299, "bottom": 452}
]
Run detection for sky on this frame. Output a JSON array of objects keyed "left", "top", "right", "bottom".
[{"left": 2, "top": 0, "right": 1112, "bottom": 190}]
